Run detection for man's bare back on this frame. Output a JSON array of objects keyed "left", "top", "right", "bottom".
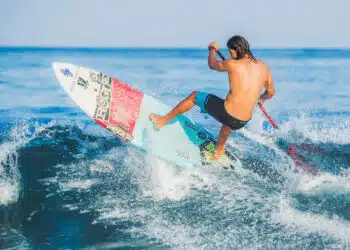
[{"left": 223, "top": 58, "right": 273, "bottom": 121}]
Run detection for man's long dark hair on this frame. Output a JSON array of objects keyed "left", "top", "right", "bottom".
[{"left": 227, "top": 35, "right": 256, "bottom": 61}]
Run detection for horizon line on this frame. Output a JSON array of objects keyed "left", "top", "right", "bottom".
[{"left": 1, "top": 45, "right": 350, "bottom": 50}]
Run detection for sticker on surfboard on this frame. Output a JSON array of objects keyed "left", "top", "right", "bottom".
[{"left": 90, "top": 72, "right": 143, "bottom": 142}]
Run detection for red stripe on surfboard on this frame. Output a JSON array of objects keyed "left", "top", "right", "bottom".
[
  {"left": 95, "top": 119, "right": 108, "bottom": 128},
  {"left": 108, "top": 78, "right": 143, "bottom": 136}
]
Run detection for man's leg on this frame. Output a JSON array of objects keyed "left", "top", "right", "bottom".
[
  {"left": 211, "top": 124, "right": 232, "bottom": 160},
  {"left": 149, "top": 91, "right": 198, "bottom": 129}
]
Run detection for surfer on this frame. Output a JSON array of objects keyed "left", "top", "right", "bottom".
[{"left": 149, "top": 35, "right": 275, "bottom": 160}]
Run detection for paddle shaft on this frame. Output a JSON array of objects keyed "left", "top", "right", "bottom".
[{"left": 257, "top": 103, "right": 278, "bottom": 129}]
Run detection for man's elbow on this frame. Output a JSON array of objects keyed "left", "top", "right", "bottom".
[{"left": 208, "top": 64, "right": 216, "bottom": 70}]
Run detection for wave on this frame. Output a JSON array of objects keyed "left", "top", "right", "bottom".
[{"left": 0, "top": 115, "right": 348, "bottom": 248}]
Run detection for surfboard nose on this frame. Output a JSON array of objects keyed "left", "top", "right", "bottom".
[
  {"left": 52, "top": 61, "right": 65, "bottom": 72},
  {"left": 52, "top": 62, "right": 75, "bottom": 79}
]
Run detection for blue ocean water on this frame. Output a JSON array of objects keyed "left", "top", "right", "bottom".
[{"left": 0, "top": 47, "right": 349, "bottom": 249}]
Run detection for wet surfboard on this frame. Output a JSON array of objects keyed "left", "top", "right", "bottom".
[{"left": 52, "top": 62, "right": 242, "bottom": 169}]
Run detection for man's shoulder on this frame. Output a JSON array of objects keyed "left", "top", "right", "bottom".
[
  {"left": 255, "top": 59, "right": 270, "bottom": 71},
  {"left": 222, "top": 59, "right": 237, "bottom": 71},
  {"left": 224, "top": 58, "right": 236, "bottom": 64},
  {"left": 224, "top": 59, "right": 242, "bottom": 68}
]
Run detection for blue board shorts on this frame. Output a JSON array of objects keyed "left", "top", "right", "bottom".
[{"left": 195, "top": 91, "right": 249, "bottom": 130}]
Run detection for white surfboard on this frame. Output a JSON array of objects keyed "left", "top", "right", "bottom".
[{"left": 52, "top": 62, "right": 242, "bottom": 169}]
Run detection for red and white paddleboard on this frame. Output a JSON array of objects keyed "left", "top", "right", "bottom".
[{"left": 52, "top": 62, "right": 241, "bottom": 169}]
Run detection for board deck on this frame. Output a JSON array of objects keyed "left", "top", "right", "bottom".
[{"left": 52, "top": 62, "right": 242, "bottom": 169}]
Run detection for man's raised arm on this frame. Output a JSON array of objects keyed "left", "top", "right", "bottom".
[{"left": 208, "top": 42, "right": 229, "bottom": 72}]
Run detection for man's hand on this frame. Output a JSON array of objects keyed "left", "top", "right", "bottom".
[
  {"left": 208, "top": 41, "right": 220, "bottom": 50},
  {"left": 257, "top": 97, "right": 265, "bottom": 106}
]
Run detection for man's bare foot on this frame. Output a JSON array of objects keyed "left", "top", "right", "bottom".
[
  {"left": 149, "top": 113, "right": 166, "bottom": 129},
  {"left": 209, "top": 150, "right": 224, "bottom": 161},
  {"left": 209, "top": 154, "right": 220, "bottom": 161}
]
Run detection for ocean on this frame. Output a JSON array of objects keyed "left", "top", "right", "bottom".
[{"left": 0, "top": 47, "right": 349, "bottom": 249}]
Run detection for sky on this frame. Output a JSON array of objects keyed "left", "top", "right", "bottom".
[{"left": 0, "top": 0, "right": 349, "bottom": 48}]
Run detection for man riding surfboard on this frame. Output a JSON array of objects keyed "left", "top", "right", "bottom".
[{"left": 149, "top": 35, "right": 275, "bottom": 160}]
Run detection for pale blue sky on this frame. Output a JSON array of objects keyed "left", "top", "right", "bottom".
[{"left": 1, "top": 0, "right": 349, "bottom": 48}]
